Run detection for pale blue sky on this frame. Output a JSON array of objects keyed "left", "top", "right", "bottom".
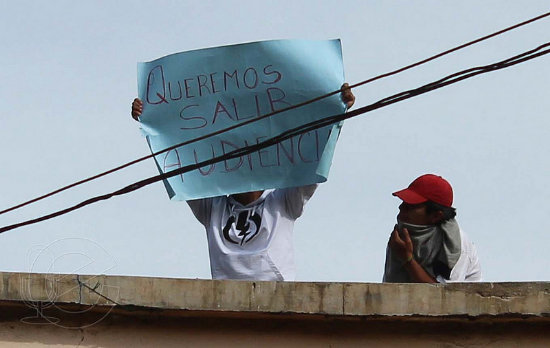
[{"left": 1, "top": 1, "right": 549, "bottom": 282}]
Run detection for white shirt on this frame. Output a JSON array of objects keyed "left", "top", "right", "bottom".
[
  {"left": 187, "top": 184, "right": 317, "bottom": 281},
  {"left": 438, "top": 229, "right": 482, "bottom": 283}
]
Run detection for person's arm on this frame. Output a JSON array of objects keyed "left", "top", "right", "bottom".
[
  {"left": 389, "top": 226, "right": 437, "bottom": 283},
  {"left": 403, "top": 257, "right": 437, "bottom": 283},
  {"left": 186, "top": 198, "right": 213, "bottom": 227},
  {"left": 278, "top": 184, "right": 318, "bottom": 220}
]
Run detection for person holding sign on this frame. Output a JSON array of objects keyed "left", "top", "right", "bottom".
[
  {"left": 131, "top": 84, "right": 355, "bottom": 281},
  {"left": 383, "top": 174, "right": 482, "bottom": 283}
]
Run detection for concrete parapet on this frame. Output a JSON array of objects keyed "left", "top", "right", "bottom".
[
  {"left": 0, "top": 272, "right": 548, "bottom": 318},
  {"left": 0, "top": 272, "right": 548, "bottom": 347}
]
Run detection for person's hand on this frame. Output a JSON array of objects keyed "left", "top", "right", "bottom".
[
  {"left": 389, "top": 225, "right": 414, "bottom": 264},
  {"left": 131, "top": 98, "right": 143, "bottom": 121},
  {"left": 340, "top": 83, "right": 355, "bottom": 109}
]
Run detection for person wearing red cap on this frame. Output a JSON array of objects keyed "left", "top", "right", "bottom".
[{"left": 383, "top": 174, "right": 482, "bottom": 283}]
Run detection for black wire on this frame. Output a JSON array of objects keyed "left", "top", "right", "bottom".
[
  {"left": 3, "top": 11, "right": 550, "bottom": 216},
  {"left": 2, "top": 41, "right": 549, "bottom": 234}
]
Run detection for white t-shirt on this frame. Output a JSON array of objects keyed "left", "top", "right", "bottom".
[
  {"left": 187, "top": 184, "right": 317, "bottom": 281},
  {"left": 437, "top": 229, "right": 482, "bottom": 283}
]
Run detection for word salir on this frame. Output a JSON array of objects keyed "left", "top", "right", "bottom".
[{"left": 144, "top": 64, "right": 293, "bottom": 130}]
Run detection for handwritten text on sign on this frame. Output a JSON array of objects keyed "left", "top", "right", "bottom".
[{"left": 137, "top": 39, "right": 346, "bottom": 200}]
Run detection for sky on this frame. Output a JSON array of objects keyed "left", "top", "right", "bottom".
[{"left": 1, "top": 1, "right": 549, "bottom": 282}]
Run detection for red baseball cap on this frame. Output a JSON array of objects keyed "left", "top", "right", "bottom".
[{"left": 392, "top": 174, "right": 453, "bottom": 207}]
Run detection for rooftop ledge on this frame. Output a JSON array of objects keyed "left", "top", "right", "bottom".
[{"left": 0, "top": 272, "right": 548, "bottom": 319}]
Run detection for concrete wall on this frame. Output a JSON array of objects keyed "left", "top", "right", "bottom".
[{"left": 0, "top": 272, "right": 548, "bottom": 347}]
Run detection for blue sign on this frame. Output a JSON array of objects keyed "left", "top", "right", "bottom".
[{"left": 137, "top": 39, "right": 346, "bottom": 200}]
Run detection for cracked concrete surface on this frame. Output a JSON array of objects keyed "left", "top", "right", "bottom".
[
  {"left": 0, "top": 272, "right": 548, "bottom": 347},
  {"left": 0, "top": 272, "right": 547, "bottom": 318}
]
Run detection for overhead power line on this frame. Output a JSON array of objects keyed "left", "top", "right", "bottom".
[
  {"left": 1, "top": 10, "right": 549, "bottom": 216},
  {"left": 1, "top": 41, "right": 549, "bottom": 234}
]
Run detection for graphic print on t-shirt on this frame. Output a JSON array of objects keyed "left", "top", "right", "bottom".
[{"left": 222, "top": 210, "right": 262, "bottom": 246}]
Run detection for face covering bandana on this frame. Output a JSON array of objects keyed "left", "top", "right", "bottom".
[{"left": 383, "top": 218, "right": 462, "bottom": 282}]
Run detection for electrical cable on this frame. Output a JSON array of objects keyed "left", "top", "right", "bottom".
[
  {"left": 1, "top": 10, "right": 549, "bottom": 216},
  {"left": 2, "top": 41, "right": 549, "bottom": 234}
]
